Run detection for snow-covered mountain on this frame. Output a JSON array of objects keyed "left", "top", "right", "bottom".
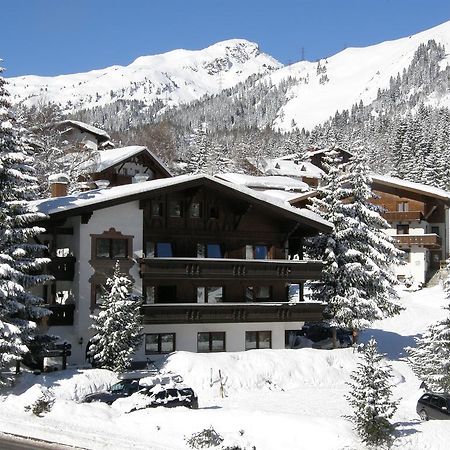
[
  {"left": 7, "top": 39, "right": 281, "bottom": 112},
  {"left": 8, "top": 21, "right": 450, "bottom": 132},
  {"left": 269, "top": 20, "right": 450, "bottom": 131}
]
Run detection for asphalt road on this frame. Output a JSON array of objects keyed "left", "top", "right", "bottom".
[{"left": 0, "top": 434, "right": 86, "bottom": 450}]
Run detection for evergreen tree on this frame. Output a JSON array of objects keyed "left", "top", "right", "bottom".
[
  {"left": 89, "top": 262, "right": 143, "bottom": 372},
  {"left": 346, "top": 338, "right": 398, "bottom": 449},
  {"left": 407, "top": 267, "right": 450, "bottom": 392},
  {"left": 307, "top": 151, "right": 402, "bottom": 342},
  {"left": 186, "top": 122, "right": 210, "bottom": 174},
  {"left": 0, "top": 66, "right": 52, "bottom": 385}
]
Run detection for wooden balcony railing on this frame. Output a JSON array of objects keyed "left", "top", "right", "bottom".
[
  {"left": 139, "top": 258, "right": 324, "bottom": 282},
  {"left": 383, "top": 211, "right": 424, "bottom": 222},
  {"left": 48, "top": 256, "right": 76, "bottom": 281},
  {"left": 395, "top": 233, "right": 441, "bottom": 249},
  {"left": 44, "top": 304, "right": 75, "bottom": 326},
  {"left": 141, "top": 302, "right": 325, "bottom": 325}
]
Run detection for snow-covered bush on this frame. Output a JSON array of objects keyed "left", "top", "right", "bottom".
[
  {"left": 24, "top": 387, "right": 55, "bottom": 417},
  {"left": 186, "top": 426, "right": 224, "bottom": 448}
]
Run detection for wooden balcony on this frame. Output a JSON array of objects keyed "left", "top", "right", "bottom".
[
  {"left": 48, "top": 256, "right": 76, "bottom": 281},
  {"left": 141, "top": 302, "right": 325, "bottom": 325},
  {"left": 139, "top": 258, "right": 324, "bottom": 282},
  {"left": 395, "top": 233, "right": 441, "bottom": 249},
  {"left": 45, "top": 304, "right": 75, "bottom": 326},
  {"left": 383, "top": 211, "right": 424, "bottom": 222}
]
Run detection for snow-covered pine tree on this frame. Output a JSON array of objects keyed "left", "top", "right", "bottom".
[
  {"left": 342, "top": 152, "right": 403, "bottom": 338},
  {"left": 0, "top": 66, "right": 52, "bottom": 385},
  {"left": 307, "top": 150, "right": 402, "bottom": 342},
  {"left": 186, "top": 122, "right": 210, "bottom": 175},
  {"left": 88, "top": 262, "right": 143, "bottom": 372},
  {"left": 407, "top": 266, "right": 450, "bottom": 392},
  {"left": 346, "top": 338, "right": 398, "bottom": 449}
]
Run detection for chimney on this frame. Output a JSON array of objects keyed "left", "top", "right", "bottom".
[
  {"left": 49, "top": 173, "right": 70, "bottom": 198},
  {"left": 95, "top": 179, "right": 110, "bottom": 189},
  {"left": 133, "top": 174, "right": 149, "bottom": 183}
]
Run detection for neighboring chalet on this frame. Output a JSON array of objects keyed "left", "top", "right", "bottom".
[
  {"left": 44, "top": 120, "right": 112, "bottom": 151},
  {"left": 33, "top": 175, "right": 331, "bottom": 364},
  {"left": 371, "top": 175, "right": 450, "bottom": 284},
  {"left": 85, "top": 145, "right": 172, "bottom": 187},
  {"left": 289, "top": 174, "right": 450, "bottom": 285},
  {"left": 246, "top": 148, "right": 352, "bottom": 189}
]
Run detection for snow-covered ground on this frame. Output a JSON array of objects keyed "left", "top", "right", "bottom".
[{"left": 0, "top": 285, "right": 448, "bottom": 449}]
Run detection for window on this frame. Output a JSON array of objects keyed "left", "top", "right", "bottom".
[
  {"left": 246, "top": 245, "right": 269, "bottom": 259},
  {"left": 93, "top": 284, "right": 105, "bottom": 305},
  {"left": 151, "top": 201, "right": 163, "bottom": 217},
  {"left": 396, "top": 224, "right": 409, "bottom": 235},
  {"left": 206, "top": 244, "right": 222, "bottom": 258},
  {"left": 208, "top": 205, "right": 219, "bottom": 219},
  {"left": 145, "top": 333, "right": 175, "bottom": 354},
  {"left": 95, "top": 238, "right": 128, "bottom": 259},
  {"left": 431, "top": 226, "right": 440, "bottom": 236},
  {"left": 156, "top": 285, "right": 177, "bottom": 303},
  {"left": 246, "top": 286, "right": 271, "bottom": 301},
  {"left": 197, "top": 332, "right": 225, "bottom": 352},
  {"left": 169, "top": 200, "right": 183, "bottom": 217},
  {"left": 245, "top": 331, "right": 272, "bottom": 350},
  {"left": 197, "top": 287, "right": 223, "bottom": 303},
  {"left": 397, "top": 201, "right": 409, "bottom": 212},
  {"left": 144, "top": 286, "right": 155, "bottom": 303},
  {"left": 190, "top": 201, "right": 202, "bottom": 218},
  {"left": 254, "top": 245, "right": 268, "bottom": 260},
  {"left": 155, "top": 242, "right": 173, "bottom": 257}
]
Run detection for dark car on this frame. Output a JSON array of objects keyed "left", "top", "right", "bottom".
[
  {"left": 135, "top": 386, "right": 199, "bottom": 411},
  {"left": 302, "top": 323, "right": 353, "bottom": 348},
  {"left": 416, "top": 392, "right": 450, "bottom": 420},
  {"left": 83, "top": 378, "right": 141, "bottom": 405}
]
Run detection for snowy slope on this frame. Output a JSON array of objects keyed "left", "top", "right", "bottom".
[
  {"left": 269, "top": 20, "right": 450, "bottom": 131},
  {"left": 6, "top": 39, "right": 281, "bottom": 112}
]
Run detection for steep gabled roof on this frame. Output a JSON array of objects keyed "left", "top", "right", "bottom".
[
  {"left": 87, "top": 145, "right": 172, "bottom": 177},
  {"left": 215, "top": 173, "right": 310, "bottom": 192},
  {"left": 56, "top": 120, "right": 111, "bottom": 142},
  {"left": 372, "top": 174, "right": 450, "bottom": 203},
  {"left": 33, "top": 174, "right": 332, "bottom": 233}
]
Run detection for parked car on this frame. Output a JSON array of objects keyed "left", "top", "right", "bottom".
[
  {"left": 416, "top": 392, "right": 450, "bottom": 420},
  {"left": 83, "top": 378, "right": 141, "bottom": 404},
  {"left": 133, "top": 386, "right": 199, "bottom": 411},
  {"left": 302, "top": 323, "right": 353, "bottom": 349},
  {"left": 82, "top": 371, "right": 184, "bottom": 405}
]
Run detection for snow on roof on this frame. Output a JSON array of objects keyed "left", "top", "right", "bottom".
[
  {"left": 372, "top": 174, "right": 450, "bottom": 202},
  {"left": 33, "top": 174, "right": 332, "bottom": 231},
  {"left": 94, "top": 146, "right": 147, "bottom": 171},
  {"left": 81, "top": 145, "right": 171, "bottom": 176},
  {"left": 215, "top": 173, "right": 310, "bottom": 192},
  {"left": 57, "top": 120, "right": 111, "bottom": 141},
  {"left": 262, "top": 159, "right": 324, "bottom": 179}
]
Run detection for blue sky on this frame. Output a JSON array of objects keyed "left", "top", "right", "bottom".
[{"left": 2, "top": 0, "right": 450, "bottom": 77}]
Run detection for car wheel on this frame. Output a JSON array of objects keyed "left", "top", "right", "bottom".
[{"left": 419, "top": 409, "right": 429, "bottom": 421}]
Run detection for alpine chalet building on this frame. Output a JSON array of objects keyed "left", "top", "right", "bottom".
[{"left": 33, "top": 175, "right": 331, "bottom": 364}]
